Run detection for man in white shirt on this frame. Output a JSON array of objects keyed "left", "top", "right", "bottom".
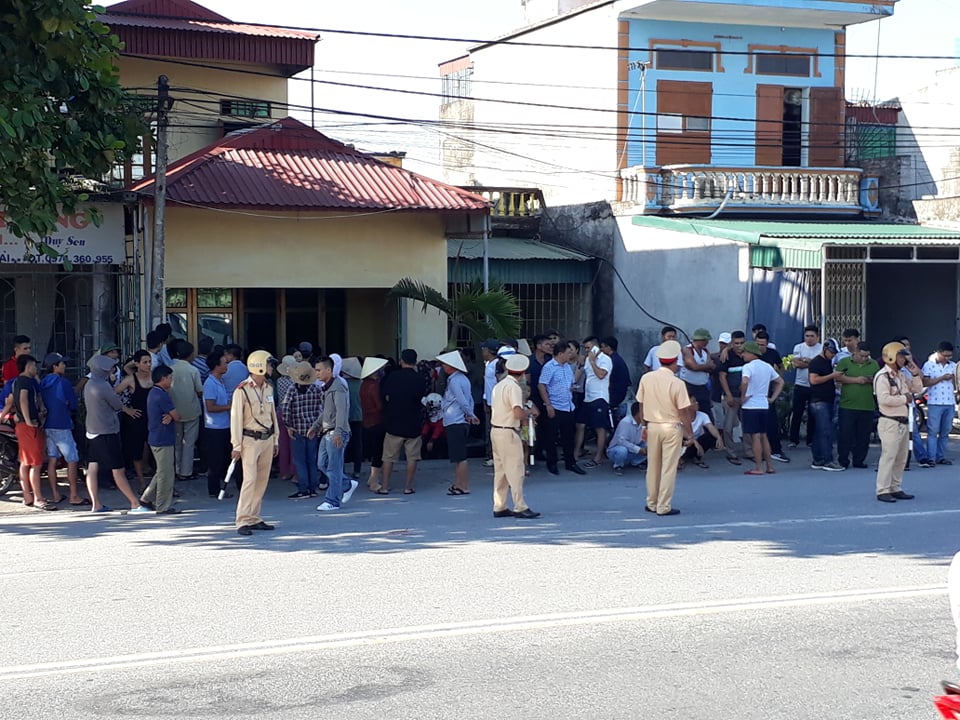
[
  {"left": 642, "top": 326, "right": 677, "bottom": 373},
  {"left": 788, "top": 324, "right": 822, "bottom": 448},
  {"left": 577, "top": 336, "right": 613, "bottom": 468},
  {"left": 740, "top": 341, "right": 784, "bottom": 475},
  {"left": 922, "top": 341, "right": 957, "bottom": 466}
]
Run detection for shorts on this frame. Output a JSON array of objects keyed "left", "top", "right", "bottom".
[
  {"left": 741, "top": 409, "right": 768, "bottom": 436},
  {"left": 577, "top": 399, "right": 611, "bottom": 430},
  {"left": 86, "top": 433, "right": 125, "bottom": 471},
  {"left": 45, "top": 427, "right": 80, "bottom": 463},
  {"left": 15, "top": 423, "right": 46, "bottom": 466},
  {"left": 445, "top": 423, "right": 469, "bottom": 464},
  {"left": 382, "top": 433, "right": 422, "bottom": 463}
]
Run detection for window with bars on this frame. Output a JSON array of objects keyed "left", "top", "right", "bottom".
[{"left": 442, "top": 69, "right": 473, "bottom": 103}]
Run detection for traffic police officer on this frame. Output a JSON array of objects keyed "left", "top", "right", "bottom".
[
  {"left": 636, "top": 339, "right": 694, "bottom": 516},
  {"left": 874, "top": 341, "right": 923, "bottom": 503},
  {"left": 231, "top": 349, "right": 279, "bottom": 536},
  {"left": 490, "top": 353, "right": 540, "bottom": 519}
]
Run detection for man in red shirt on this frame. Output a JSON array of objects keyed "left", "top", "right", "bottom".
[{"left": 2, "top": 335, "right": 31, "bottom": 384}]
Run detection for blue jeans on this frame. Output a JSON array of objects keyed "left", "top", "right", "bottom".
[
  {"left": 291, "top": 434, "right": 319, "bottom": 493},
  {"left": 926, "top": 405, "right": 954, "bottom": 462},
  {"left": 608, "top": 445, "right": 645, "bottom": 468},
  {"left": 912, "top": 417, "right": 928, "bottom": 462},
  {"left": 320, "top": 431, "right": 351, "bottom": 507},
  {"left": 809, "top": 400, "right": 836, "bottom": 465}
]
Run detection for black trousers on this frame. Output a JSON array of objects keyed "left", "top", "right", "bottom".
[
  {"left": 789, "top": 384, "right": 815, "bottom": 445},
  {"left": 362, "top": 424, "right": 385, "bottom": 468},
  {"left": 766, "top": 404, "right": 783, "bottom": 454},
  {"left": 683, "top": 432, "right": 717, "bottom": 460},
  {"left": 838, "top": 408, "right": 873, "bottom": 467},
  {"left": 203, "top": 427, "right": 233, "bottom": 495},
  {"left": 541, "top": 409, "right": 576, "bottom": 468}
]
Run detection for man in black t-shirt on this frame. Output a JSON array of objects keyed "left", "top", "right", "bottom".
[
  {"left": 379, "top": 349, "right": 427, "bottom": 494},
  {"left": 13, "top": 355, "right": 55, "bottom": 509},
  {"left": 808, "top": 339, "right": 844, "bottom": 471},
  {"left": 718, "top": 331, "right": 747, "bottom": 464}
]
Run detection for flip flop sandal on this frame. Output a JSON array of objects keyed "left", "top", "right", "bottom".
[
  {"left": 727, "top": 457, "right": 742, "bottom": 466},
  {"left": 52, "top": 495, "right": 67, "bottom": 504},
  {"left": 447, "top": 487, "right": 469, "bottom": 496},
  {"left": 744, "top": 469, "right": 765, "bottom": 476},
  {"left": 375, "top": 489, "right": 390, "bottom": 495},
  {"left": 694, "top": 460, "right": 709, "bottom": 469},
  {"left": 403, "top": 489, "right": 416, "bottom": 495},
  {"left": 70, "top": 498, "right": 92, "bottom": 506}
]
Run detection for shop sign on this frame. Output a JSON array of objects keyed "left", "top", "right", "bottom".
[{"left": 0, "top": 204, "right": 124, "bottom": 265}]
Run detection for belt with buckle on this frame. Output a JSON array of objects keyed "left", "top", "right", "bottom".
[{"left": 242, "top": 428, "right": 275, "bottom": 440}]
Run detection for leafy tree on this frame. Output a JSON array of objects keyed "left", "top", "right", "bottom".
[
  {"left": 0, "top": 0, "right": 144, "bottom": 257},
  {"left": 389, "top": 278, "right": 522, "bottom": 350}
]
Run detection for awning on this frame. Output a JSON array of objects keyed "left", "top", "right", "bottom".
[
  {"left": 447, "top": 237, "right": 594, "bottom": 284},
  {"left": 632, "top": 217, "right": 960, "bottom": 269}
]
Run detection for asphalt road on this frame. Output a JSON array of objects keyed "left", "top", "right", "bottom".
[{"left": 0, "top": 449, "right": 957, "bottom": 719}]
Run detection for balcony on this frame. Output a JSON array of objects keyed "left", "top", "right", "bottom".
[
  {"left": 621, "top": 0, "right": 896, "bottom": 29},
  {"left": 619, "top": 165, "right": 880, "bottom": 217},
  {"left": 462, "top": 187, "right": 545, "bottom": 235}
]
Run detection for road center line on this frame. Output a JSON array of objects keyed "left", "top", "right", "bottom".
[{"left": 0, "top": 584, "right": 946, "bottom": 680}]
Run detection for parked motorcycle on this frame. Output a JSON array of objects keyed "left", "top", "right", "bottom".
[{"left": 0, "top": 421, "right": 18, "bottom": 496}]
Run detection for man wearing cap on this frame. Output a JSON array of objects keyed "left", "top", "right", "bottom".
[
  {"left": 739, "top": 341, "right": 784, "bottom": 475},
  {"left": 874, "top": 342, "right": 923, "bottom": 502},
  {"left": 680, "top": 329, "right": 715, "bottom": 422},
  {"left": 491, "top": 354, "right": 540, "bottom": 518},
  {"left": 231, "top": 350, "right": 279, "bottom": 535},
  {"left": 380, "top": 349, "right": 427, "bottom": 495},
  {"left": 298, "top": 341, "right": 314, "bottom": 360},
  {"left": 281, "top": 361, "right": 325, "bottom": 499},
  {"left": 40, "top": 352, "right": 87, "bottom": 506},
  {"left": 635, "top": 340, "right": 693, "bottom": 516},
  {"left": 538, "top": 340, "right": 586, "bottom": 476},
  {"left": 84, "top": 354, "right": 150, "bottom": 513},
  {"left": 438, "top": 350, "right": 479, "bottom": 495},
  {"left": 807, "top": 339, "right": 845, "bottom": 472}
]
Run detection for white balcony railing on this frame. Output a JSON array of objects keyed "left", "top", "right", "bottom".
[{"left": 620, "top": 165, "right": 866, "bottom": 214}]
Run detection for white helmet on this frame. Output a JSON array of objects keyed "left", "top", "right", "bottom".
[{"left": 246, "top": 349, "right": 273, "bottom": 376}]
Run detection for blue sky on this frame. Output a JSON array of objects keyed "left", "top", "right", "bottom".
[{"left": 105, "top": 0, "right": 955, "bottom": 170}]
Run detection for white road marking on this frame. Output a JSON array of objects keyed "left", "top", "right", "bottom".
[{"left": 0, "top": 584, "right": 946, "bottom": 680}]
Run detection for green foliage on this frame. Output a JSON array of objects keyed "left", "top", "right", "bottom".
[
  {"left": 0, "top": 0, "right": 145, "bottom": 245},
  {"left": 388, "top": 278, "right": 521, "bottom": 350}
]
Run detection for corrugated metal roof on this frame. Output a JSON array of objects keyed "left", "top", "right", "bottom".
[
  {"left": 447, "top": 238, "right": 591, "bottom": 261},
  {"left": 633, "top": 216, "right": 960, "bottom": 244},
  {"left": 131, "top": 118, "right": 490, "bottom": 213},
  {"left": 102, "top": 12, "right": 319, "bottom": 40}
]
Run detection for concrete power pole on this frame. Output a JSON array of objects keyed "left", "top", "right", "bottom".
[{"left": 149, "top": 75, "right": 173, "bottom": 328}]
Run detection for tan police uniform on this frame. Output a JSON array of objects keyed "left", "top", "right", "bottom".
[
  {"left": 636, "top": 342, "right": 691, "bottom": 515},
  {"left": 874, "top": 363, "right": 922, "bottom": 497},
  {"left": 231, "top": 376, "right": 279, "bottom": 529},
  {"left": 490, "top": 373, "right": 529, "bottom": 514}
]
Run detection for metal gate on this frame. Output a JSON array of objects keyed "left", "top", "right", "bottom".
[{"left": 821, "top": 246, "right": 866, "bottom": 341}]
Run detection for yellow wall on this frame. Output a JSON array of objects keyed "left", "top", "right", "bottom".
[
  {"left": 161, "top": 206, "right": 448, "bottom": 355},
  {"left": 119, "top": 56, "right": 290, "bottom": 162}
]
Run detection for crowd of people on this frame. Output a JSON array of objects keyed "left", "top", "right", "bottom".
[{"left": 1, "top": 320, "right": 958, "bottom": 531}]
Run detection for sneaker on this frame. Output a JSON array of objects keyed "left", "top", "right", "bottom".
[
  {"left": 938, "top": 459, "right": 954, "bottom": 466},
  {"left": 770, "top": 453, "right": 790, "bottom": 463},
  {"left": 288, "top": 491, "right": 310, "bottom": 499},
  {"left": 318, "top": 483, "right": 329, "bottom": 491},
  {"left": 919, "top": 460, "right": 936, "bottom": 469},
  {"left": 341, "top": 479, "right": 359, "bottom": 504},
  {"left": 810, "top": 462, "right": 824, "bottom": 470},
  {"left": 138, "top": 499, "right": 156, "bottom": 510},
  {"left": 129, "top": 505, "right": 153, "bottom": 514},
  {"left": 613, "top": 466, "right": 624, "bottom": 476},
  {"left": 316, "top": 502, "right": 340, "bottom": 512},
  {"left": 821, "top": 461, "right": 845, "bottom": 472}
]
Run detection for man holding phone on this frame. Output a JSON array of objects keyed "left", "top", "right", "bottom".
[{"left": 835, "top": 342, "right": 879, "bottom": 469}]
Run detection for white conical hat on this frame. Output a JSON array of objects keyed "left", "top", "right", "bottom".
[
  {"left": 360, "top": 356, "right": 388, "bottom": 379},
  {"left": 341, "top": 356, "right": 362, "bottom": 379},
  {"left": 436, "top": 350, "right": 467, "bottom": 373}
]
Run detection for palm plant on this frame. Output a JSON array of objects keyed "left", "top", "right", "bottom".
[{"left": 388, "top": 278, "right": 521, "bottom": 350}]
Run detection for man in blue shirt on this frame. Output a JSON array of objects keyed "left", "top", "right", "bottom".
[
  {"left": 438, "top": 350, "right": 479, "bottom": 495},
  {"left": 39, "top": 353, "right": 87, "bottom": 506},
  {"left": 202, "top": 348, "right": 234, "bottom": 498},
  {"left": 538, "top": 340, "right": 586, "bottom": 476},
  {"left": 222, "top": 344, "right": 248, "bottom": 393},
  {"left": 140, "top": 365, "right": 182, "bottom": 514}
]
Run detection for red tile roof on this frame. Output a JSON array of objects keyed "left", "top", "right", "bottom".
[
  {"left": 102, "top": 11, "right": 320, "bottom": 41},
  {"left": 131, "top": 118, "right": 490, "bottom": 214}
]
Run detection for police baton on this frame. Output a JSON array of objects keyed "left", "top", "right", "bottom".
[{"left": 218, "top": 458, "right": 238, "bottom": 501}]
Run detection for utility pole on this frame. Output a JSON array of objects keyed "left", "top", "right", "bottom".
[{"left": 149, "top": 75, "right": 173, "bottom": 328}]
